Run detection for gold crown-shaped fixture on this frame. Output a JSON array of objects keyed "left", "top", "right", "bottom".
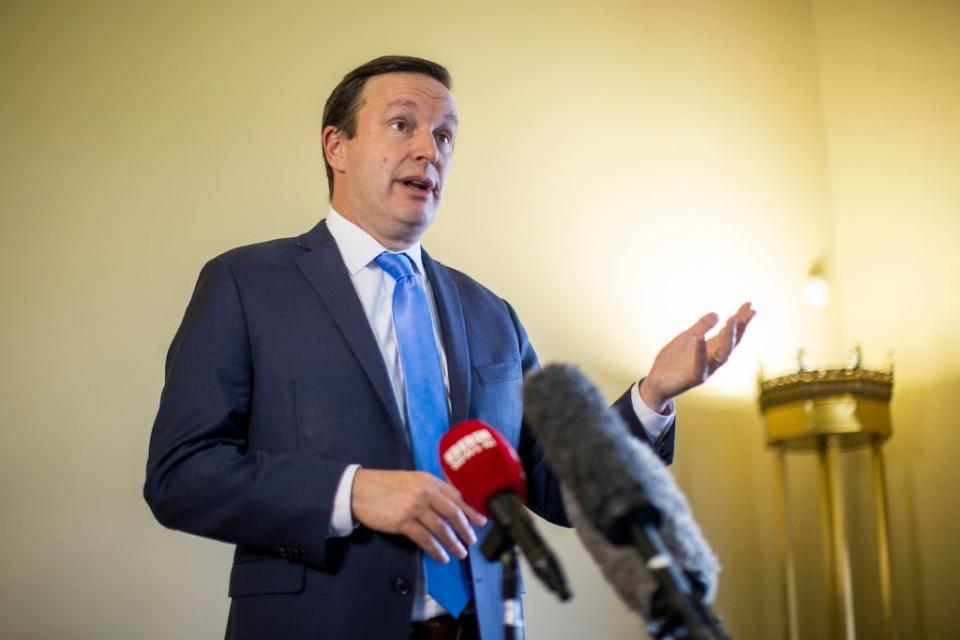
[{"left": 758, "top": 346, "right": 894, "bottom": 450}]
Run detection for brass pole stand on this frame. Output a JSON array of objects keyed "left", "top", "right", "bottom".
[
  {"left": 871, "top": 436, "right": 895, "bottom": 637},
  {"left": 758, "top": 349, "right": 895, "bottom": 640},
  {"left": 773, "top": 443, "right": 800, "bottom": 640}
]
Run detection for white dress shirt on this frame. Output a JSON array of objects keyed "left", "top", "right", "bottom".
[{"left": 322, "top": 208, "right": 673, "bottom": 619}]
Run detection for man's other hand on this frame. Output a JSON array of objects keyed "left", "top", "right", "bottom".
[
  {"left": 351, "top": 469, "right": 488, "bottom": 563},
  {"left": 639, "top": 302, "right": 756, "bottom": 412}
]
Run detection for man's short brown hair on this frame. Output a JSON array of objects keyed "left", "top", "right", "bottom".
[{"left": 321, "top": 55, "right": 452, "bottom": 198}]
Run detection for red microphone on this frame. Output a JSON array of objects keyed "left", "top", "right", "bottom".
[
  {"left": 440, "top": 420, "right": 570, "bottom": 600},
  {"left": 439, "top": 419, "right": 528, "bottom": 514}
]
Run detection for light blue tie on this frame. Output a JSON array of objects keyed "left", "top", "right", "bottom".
[{"left": 375, "top": 252, "right": 471, "bottom": 618}]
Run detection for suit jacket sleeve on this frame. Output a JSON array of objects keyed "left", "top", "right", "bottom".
[
  {"left": 612, "top": 387, "right": 676, "bottom": 465},
  {"left": 144, "top": 257, "right": 343, "bottom": 568}
]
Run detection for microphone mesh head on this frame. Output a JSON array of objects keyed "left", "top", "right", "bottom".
[
  {"left": 524, "top": 363, "right": 720, "bottom": 602},
  {"left": 523, "top": 363, "right": 657, "bottom": 543}
]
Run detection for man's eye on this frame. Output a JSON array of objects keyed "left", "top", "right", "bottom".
[
  {"left": 390, "top": 121, "right": 408, "bottom": 132},
  {"left": 436, "top": 132, "right": 452, "bottom": 146}
]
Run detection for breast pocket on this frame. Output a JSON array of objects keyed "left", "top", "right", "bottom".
[
  {"left": 471, "top": 360, "right": 523, "bottom": 447},
  {"left": 474, "top": 360, "right": 522, "bottom": 385}
]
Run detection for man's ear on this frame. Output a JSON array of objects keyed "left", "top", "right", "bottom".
[{"left": 322, "top": 125, "right": 347, "bottom": 173}]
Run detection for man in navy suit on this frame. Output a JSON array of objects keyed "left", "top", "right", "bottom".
[{"left": 145, "top": 55, "right": 754, "bottom": 640}]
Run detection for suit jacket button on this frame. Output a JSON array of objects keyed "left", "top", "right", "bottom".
[
  {"left": 278, "top": 547, "right": 288, "bottom": 558},
  {"left": 391, "top": 576, "right": 412, "bottom": 595}
]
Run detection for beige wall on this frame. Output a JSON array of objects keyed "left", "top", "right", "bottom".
[
  {"left": 1, "top": 1, "right": 955, "bottom": 638},
  {"left": 812, "top": 2, "right": 960, "bottom": 638}
]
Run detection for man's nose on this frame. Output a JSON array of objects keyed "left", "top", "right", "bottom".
[{"left": 411, "top": 129, "right": 439, "bottom": 164}]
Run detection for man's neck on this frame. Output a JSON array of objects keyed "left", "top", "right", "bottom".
[{"left": 330, "top": 201, "right": 418, "bottom": 251}]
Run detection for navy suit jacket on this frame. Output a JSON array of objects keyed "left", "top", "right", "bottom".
[{"left": 144, "top": 220, "right": 675, "bottom": 640}]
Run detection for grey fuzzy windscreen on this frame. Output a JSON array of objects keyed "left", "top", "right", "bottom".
[
  {"left": 523, "top": 363, "right": 719, "bottom": 604},
  {"left": 523, "top": 363, "right": 652, "bottom": 539}
]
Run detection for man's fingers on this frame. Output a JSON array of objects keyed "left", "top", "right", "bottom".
[
  {"left": 462, "top": 503, "right": 488, "bottom": 528},
  {"left": 687, "top": 312, "right": 720, "bottom": 337},
  {"left": 733, "top": 303, "right": 756, "bottom": 347},
  {"left": 430, "top": 488, "right": 480, "bottom": 547},
  {"left": 437, "top": 480, "right": 488, "bottom": 528},
  {"left": 403, "top": 521, "right": 451, "bottom": 564},
  {"left": 418, "top": 511, "right": 469, "bottom": 560},
  {"left": 707, "top": 317, "right": 736, "bottom": 367},
  {"left": 352, "top": 469, "right": 486, "bottom": 562},
  {"left": 708, "top": 303, "right": 755, "bottom": 367},
  {"left": 433, "top": 502, "right": 476, "bottom": 549}
]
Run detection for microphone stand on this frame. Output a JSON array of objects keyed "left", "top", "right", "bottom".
[
  {"left": 480, "top": 525, "right": 524, "bottom": 640},
  {"left": 628, "top": 522, "right": 732, "bottom": 640}
]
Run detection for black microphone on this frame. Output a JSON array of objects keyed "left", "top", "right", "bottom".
[{"left": 523, "top": 363, "right": 729, "bottom": 640}]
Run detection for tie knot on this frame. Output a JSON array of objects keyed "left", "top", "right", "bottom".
[{"left": 375, "top": 252, "right": 416, "bottom": 282}]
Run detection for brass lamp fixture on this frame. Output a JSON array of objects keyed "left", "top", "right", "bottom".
[{"left": 758, "top": 346, "right": 895, "bottom": 640}]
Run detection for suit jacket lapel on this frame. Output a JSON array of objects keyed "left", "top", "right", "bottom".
[
  {"left": 294, "top": 221, "right": 406, "bottom": 435},
  {"left": 422, "top": 251, "right": 472, "bottom": 426}
]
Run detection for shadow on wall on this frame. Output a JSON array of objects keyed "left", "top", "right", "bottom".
[
  {"left": 663, "top": 392, "right": 786, "bottom": 640},
  {"left": 885, "top": 374, "right": 960, "bottom": 640}
]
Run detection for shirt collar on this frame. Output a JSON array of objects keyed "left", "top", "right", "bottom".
[{"left": 325, "top": 208, "right": 425, "bottom": 277}]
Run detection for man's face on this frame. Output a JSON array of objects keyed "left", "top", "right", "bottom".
[{"left": 326, "top": 72, "right": 458, "bottom": 249}]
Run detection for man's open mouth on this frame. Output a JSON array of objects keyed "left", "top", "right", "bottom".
[{"left": 400, "top": 177, "right": 435, "bottom": 194}]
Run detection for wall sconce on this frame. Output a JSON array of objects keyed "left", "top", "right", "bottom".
[{"left": 806, "top": 260, "right": 830, "bottom": 310}]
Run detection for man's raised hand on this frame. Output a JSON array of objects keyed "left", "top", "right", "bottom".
[{"left": 639, "top": 302, "right": 756, "bottom": 412}]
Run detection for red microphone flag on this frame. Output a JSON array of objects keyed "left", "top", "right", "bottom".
[{"left": 439, "top": 419, "right": 528, "bottom": 515}]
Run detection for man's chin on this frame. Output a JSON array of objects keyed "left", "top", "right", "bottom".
[
  {"left": 372, "top": 209, "right": 435, "bottom": 248},
  {"left": 396, "top": 205, "right": 438, "bottom": 230}
]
